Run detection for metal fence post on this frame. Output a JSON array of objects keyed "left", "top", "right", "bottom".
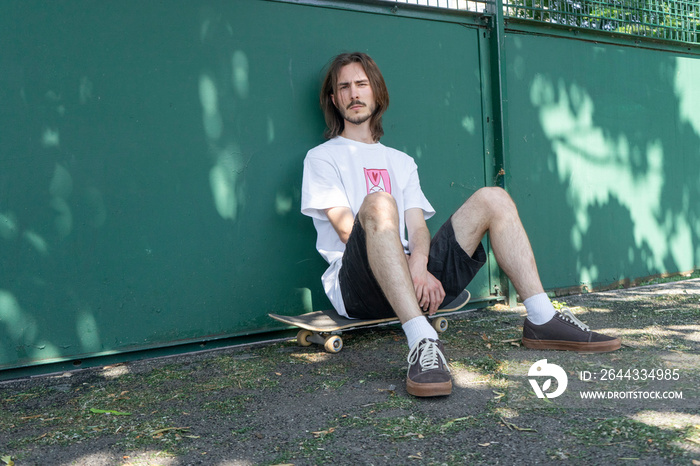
[{"left": 487, "top": 0, "right": 517, "bottom": 308}]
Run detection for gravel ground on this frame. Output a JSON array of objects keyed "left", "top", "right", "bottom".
[{"left": 1, "top": 279, "right": 699, "bottom": 465}]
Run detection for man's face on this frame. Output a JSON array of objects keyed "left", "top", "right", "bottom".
[{"left": 331, "top": 62, "right": 376, "bottom": 126}]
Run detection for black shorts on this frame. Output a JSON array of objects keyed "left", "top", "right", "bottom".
[{"left": 338, "top": 216, "right": 486, "bottom": 319}]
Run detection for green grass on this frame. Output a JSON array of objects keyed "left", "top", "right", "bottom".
[
  {"left": 569, "top": 417, "right": 692, "bottom": 459},
  {"left": 637, "top": 270, "right": 700, "bottom": 287}
]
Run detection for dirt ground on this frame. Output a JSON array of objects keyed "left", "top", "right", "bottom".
[{"left": 1, "top": 279, "right": 699, "bottom": 466}]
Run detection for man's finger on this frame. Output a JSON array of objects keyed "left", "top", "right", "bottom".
[
  {"left": 430, "top": 289, "right": 440, "bottom": 314},
  {"left": 415, "top": 287, "right": 427, "bottom": 310}
]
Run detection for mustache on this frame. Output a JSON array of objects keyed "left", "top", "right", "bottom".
[{"left": 346, "top": 100, "right": 366, "bottom": 110}]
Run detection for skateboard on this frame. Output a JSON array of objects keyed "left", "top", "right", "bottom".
[{"left": 269, "top": 289, "right": 471, "bottom": 353}]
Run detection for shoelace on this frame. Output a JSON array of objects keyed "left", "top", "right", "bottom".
[
  {"left": 558, "top": 308, "right": 590, "bottom": 332},
  {"left": 407, "top": 339, "right": 450, "bottom": 373}
]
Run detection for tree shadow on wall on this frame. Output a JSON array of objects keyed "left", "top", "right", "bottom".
[{"left": 508, "top": 35, "right": 700, "bottom": 291}]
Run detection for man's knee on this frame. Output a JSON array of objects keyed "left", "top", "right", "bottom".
[
  {"left": 471, "top": 186, "right": 515, "bottom": 211},
  {"left": 358, "top": 192, "right": 399, "bottom": 227}
]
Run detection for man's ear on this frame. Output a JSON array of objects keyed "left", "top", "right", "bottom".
[{"left": 331, "top": 94, "right": 337, "bottom": 108}]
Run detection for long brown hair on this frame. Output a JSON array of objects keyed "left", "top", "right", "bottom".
[{"left": 320, "top": 52, "right": 389, "bottom": 142}]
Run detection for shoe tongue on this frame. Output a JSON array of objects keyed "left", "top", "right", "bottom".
[{"left": 559, "top": 309, "right": 590, "bottom": 331}]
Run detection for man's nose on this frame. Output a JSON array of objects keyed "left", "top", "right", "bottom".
[{"left": 349, "top": 84, "right": 360, "bottom": 99}]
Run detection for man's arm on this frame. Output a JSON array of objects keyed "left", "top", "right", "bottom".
[
  {"left": 405, "top": 208, "right": 445, "bottom": 315},
  {"left": 325, "top": 206, "right": 354, "bottom": 244}
]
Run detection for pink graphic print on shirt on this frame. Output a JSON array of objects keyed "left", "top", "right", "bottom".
[{"left": 364, "top": 168, "right": 392, "bottom": 194}]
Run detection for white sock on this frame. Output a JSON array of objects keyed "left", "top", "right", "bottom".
[
  {"left": 402, "top": 316, "right": 438, "bottom": 349},
  {"left": 523, "top": 292, "right": 557, "bottom": 325}
]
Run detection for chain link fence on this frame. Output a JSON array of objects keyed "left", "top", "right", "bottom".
[
  {"left": 389, "top": 0, "right": 699, "bottom": 43},
  {"left": 391, "top": 0, "right": 489, "bottom": 12}
]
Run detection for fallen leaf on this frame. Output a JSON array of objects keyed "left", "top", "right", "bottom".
[
  {"left": 441, "top": 416, "right": 472, "bottom": 430},
  {"left": 500, "top": 338, "right": 520, "bottom": 343},
  {"left": 311, "top": 427, "right": 335, "bottom": 438},
  {"left": 90, "top": 408, "right": 131, "bottom": 416},
  {"left": 1, "top": 456, "right": 15, "bottom": 466},
  {"left": 478, "top": 442, "right": 491, "bottom": 447},
  {"left": 500, "top": 416, "right": 537, "bottom": 432},
  {"left": 151, "top": 427, "right": 190, "bottom": 437}
]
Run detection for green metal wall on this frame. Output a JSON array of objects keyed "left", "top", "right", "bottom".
[
  {"left": 0, "top": 0, "right": 491, "bottom": 371},
  {"left": 504, "top": 32, "right": 700, "bottom": 291}
]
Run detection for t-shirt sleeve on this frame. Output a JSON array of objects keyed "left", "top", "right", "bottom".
[
  {"left": 402, "top": 159, "right": 436, "bottom": 220},
  {"left": 301, "top": 152, "right": 351, "bottom": 221}
]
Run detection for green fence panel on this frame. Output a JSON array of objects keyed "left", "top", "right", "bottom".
[
  {"left": 504, "top": 32, "right": 700, "bottom": 291},
  {"left": 0, "top": 0, "right": 490, "bottom": 371},
  {"left": 6, "top": 0, "right": 696, "bottom": 373}
]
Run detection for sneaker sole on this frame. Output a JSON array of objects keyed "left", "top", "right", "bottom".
[
  {"left": 522, "top": 337, "right": 621, "bottom": 353},
  {"left": 406, "top": 379, "right": 452, "bottom": 397}
]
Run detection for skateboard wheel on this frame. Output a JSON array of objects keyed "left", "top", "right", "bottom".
[
  {"left": 432, "top": 317, "right": 448, "bottom": 333},
  {"left": 324, "top": 335, "right": 343, "bottom": 353},
  {"left": 297, "top": 330, "right": 313, "bottom": 347}
]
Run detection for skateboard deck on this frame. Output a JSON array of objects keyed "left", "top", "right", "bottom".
[{"left": 270, "top": 289, "right": 471, "bottom": 353}]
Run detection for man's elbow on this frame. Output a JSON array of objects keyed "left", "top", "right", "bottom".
[{"left": 338, "top": 230, "right": 351, "bottom": 244}]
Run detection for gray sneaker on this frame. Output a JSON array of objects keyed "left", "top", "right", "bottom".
[
  {"left": 522, "top": 308, "right": 621, "bottom": 353},
  {"left": 406, "top": 338, "right": 452, "bottom": 397}
]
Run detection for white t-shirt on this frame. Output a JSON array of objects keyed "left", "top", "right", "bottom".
[{"left": 301, "top": 136, "right": 435, "bottom": 316}]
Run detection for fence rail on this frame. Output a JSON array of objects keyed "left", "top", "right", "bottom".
[{"left": 388, "top": 0, "right": 699, "bottom": 43}]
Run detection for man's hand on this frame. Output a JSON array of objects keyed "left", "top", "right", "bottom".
[
  {"left": 407, "top": 253, "right": 445, "bottom": 315},
  {"left": 404, "top": 208, "right": 445, "bottom": 315}
]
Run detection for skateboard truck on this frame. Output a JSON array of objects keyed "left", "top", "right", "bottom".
[{"left": 296, "top": 330, "right": 344, "bottom": 353}]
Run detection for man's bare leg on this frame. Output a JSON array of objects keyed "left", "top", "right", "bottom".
[
  {"left": 450, "top": 187, "right": 620, "bottom": 352},
  {"left": 450, "top": 187, "right": 544, "bottom": 301},
  {"left": 356, "top": 192, "right": 423, "bottom": 324},
  {"left": 357, "top": 192, "right": 451, "bottom": 396}
]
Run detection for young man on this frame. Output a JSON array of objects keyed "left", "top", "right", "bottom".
[{"left": 301, "top": 52, "right": 620, "bottom": 398}]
